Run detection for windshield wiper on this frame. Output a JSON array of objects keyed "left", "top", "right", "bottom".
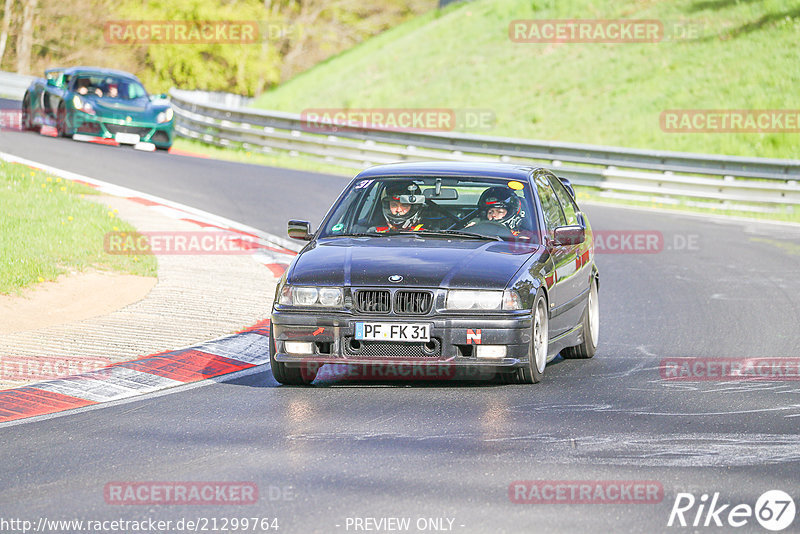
[
  {"left": 327, "top": 232, "right": 387, "bottom": 238},
  {"left": 395, "top": 230, "right": 503, "bottom": 241}
]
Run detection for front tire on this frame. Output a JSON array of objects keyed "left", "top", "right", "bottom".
[
  {"left": 562, "top": 276, "right": 599, "bottom": 359},
  {"left": 56, "top": 102, "right": 70, "bottom": 137},
  {"left": 518, "top": 290, "right": 549, "bottom": 384},
  {"left": 269, "top": 330, "right": 316, "bottom": 386}
]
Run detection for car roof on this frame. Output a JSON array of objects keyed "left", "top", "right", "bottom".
[
  {"left": 61, "top": 66, "right": 141, "bottom": 82},
  {"left": 354, "top": 161, "right": 546, "bottom": 181}
]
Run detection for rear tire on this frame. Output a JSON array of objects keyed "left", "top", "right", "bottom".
[
  {"left": 21, "top": 93, "right": 37, "bottom": 131},
  {"left": 269, "top": 330, "right": 316, "bottom": 386},
  {"left": 561, "top": 276, "right": 599, "bottom": 359},
  {"left": 518, "top": 290, "right": 549, "bottom": 384}
]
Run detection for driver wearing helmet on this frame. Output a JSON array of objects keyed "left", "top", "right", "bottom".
[
  {"left": 466, "top": 186, "right": 523, "bottom": 231},
  {"left": 374, "top": 181, "right": 426, "bottom": 232}
]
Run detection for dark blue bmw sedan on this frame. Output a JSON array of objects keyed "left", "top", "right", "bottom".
[{"left": 270, "top": 162, "right": 599, "bottom": 385}]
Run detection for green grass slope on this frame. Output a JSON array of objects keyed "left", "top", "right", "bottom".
[{"left": 252, "top": 0, "right": 800, "bottom": 159}]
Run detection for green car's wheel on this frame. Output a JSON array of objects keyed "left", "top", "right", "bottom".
[
  {"left": 21, "top": 93, "right": 37, "bottom": 131},
  {"left": 55, "top": 102, "right": 69, "bottom": 137}
]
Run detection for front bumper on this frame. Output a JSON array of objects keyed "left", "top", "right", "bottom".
[
  {"left": 271, "top": 310, "right": 532, "bottom": 371},
  {"left": 71, "top": 113, "right": 173, "bottom": 148}
]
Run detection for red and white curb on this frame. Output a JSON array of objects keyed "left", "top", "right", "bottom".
[
  {"left": 0, "top": 321, "right": 272, "bottom": 423},
  {"left": 0, "top": 152, "right": 297, "bottom": 424}
]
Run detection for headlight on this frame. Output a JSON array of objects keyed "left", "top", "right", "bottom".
[
  {"left": 72, "top": 95, "right": 95, "bottom": 115},
  {"left": 278, "top": 285, "right": 343, "bottom": 307},
  {"left": 156, "top": 107, "right": 173, "bottom": 123},
  {"left": 446, "top": 290, "right": 523, "bottom": 311}
]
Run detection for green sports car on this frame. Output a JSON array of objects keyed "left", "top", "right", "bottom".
[{"left": 21, "top": 66, "right": 174, "bottom": 150}]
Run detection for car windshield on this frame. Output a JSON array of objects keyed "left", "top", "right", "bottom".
[
  {"left": 319, "top": 176, "right": 540, "bottom": 243},
  {"left": 72, "top": 75, "right": 147, "bottom": 100}
]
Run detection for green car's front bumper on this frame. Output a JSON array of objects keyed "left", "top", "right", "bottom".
[{"left": 69, "top": 112, "right": 174, "bottom": 149}]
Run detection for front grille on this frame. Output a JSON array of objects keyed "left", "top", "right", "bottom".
[
  {"left": 77, "top": 122, "right": 101, "bottom": 134},
  {"left": 104, "top": 123, "right": 151, "bottom": 136},
  {"left": 344, "top": 337, "right": 441, "bottom": 358},
  {"left": 394, "top": 290, "right": 433, "bottom": 315},
  {"left": 354, "top": 290, "right": 391, "bottom": 313}
]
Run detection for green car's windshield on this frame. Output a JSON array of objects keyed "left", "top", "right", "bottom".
[
  {"left": 71, "top": 75, "right": 148, "bottom": 100},
  {"left": 319, "top": 176, "right": 541, "bottom": 243}
]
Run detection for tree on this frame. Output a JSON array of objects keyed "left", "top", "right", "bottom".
[
  {"left": 0, "top": 0, "right": 13, "bottom": 68},
  {"left": 15, "top": 0, "right": 35, "bottom": 73}
]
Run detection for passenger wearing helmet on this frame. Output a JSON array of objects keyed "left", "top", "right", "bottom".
[
  {"left": 374, "top": 181, "right": 427, "bottom": 232},
  {"left": 466, "top": 186, "right": 523, "bottom": 231}
]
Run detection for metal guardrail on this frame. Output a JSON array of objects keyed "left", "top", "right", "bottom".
[
  {"left": 0, "top": 71, "right": 36, "bottom": 100},
  {"left": 169, "top": 89, "right": 800, "bottom": 213},
  {"left": 0, "top": 69, "right": 796, "bottom": 213}
]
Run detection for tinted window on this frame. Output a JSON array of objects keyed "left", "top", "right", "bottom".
[
  {"left": 534, "top": 173, "right": 565, "bottom": 231},
  {"left": 547, "top": 175, "right": 578, "bottom": 225},
  {"left": 318, "top": 176, "right": 540, "bottom": 242}
]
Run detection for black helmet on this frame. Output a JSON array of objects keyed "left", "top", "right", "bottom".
[
  {"left": 478, "top": 186, "right": 522, "bottom": 229},
  {"left": 381, "top": 181, "right": 423, "bottom": 229}
]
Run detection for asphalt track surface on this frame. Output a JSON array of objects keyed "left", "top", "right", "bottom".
[{"left": 2, "top": 116, "right": 800, "bottom": 533}]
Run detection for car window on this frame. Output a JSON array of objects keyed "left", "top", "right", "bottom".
[
  {"left": 319, "top": 176, "right": 540, "bottom": 242},
  {"left": 534, "top": 173, "right": 566, "bottom": 231},
  {"left": 71, "top": 75, "right": 147, "bottom": 100},
  {"left": 547, "top": 174, "right": 579, "bottom": 225}
]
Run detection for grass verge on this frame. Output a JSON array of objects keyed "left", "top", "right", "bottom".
[
  {"left": 252, "top": 0, "right": 799, "bottom": 160},
  {"left": 0, "top": 160, "right": 157, "bottom": 295}
]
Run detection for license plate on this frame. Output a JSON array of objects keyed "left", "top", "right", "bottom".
[
  {"left": 115, "top": 132, "right": 140, "bottom": 144},
  {"left": 355, "top": 322, "right": 430, "bottom": 342}
]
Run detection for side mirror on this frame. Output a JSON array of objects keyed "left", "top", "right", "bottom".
[
  {"left": 552, "top": 225, "right": 585, "bottom": 246},
  {"left": 46, "top": 78, "right": 58, "bottom": 87},
  {"left": 288, "top": 220, "right": 312, "bottom": 240}
]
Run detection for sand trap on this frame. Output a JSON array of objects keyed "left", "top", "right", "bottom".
[{"left": 0, "top": 270, "right": 157, "bottom": 334}]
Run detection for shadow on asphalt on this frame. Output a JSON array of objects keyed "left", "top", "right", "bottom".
[{"left": 223, "top": 356, "right": 572, "bottom": 389}]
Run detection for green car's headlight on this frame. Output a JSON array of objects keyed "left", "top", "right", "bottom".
[
  {"left": 446, "top": 290, "right": 523, "bottom": 311},
  {"left": 72, "top": 95, "right": 95, "bottom": 115},
  {"left": 279, "top": 285, "right": 343, "bottom": 307},
  {"left": 156, "top": 108, "right": 173, "bottom": 123}
]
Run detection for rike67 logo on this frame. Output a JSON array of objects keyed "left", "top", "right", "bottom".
[{"left": 668, "top": 490, "right": 795, "bottom": 531}]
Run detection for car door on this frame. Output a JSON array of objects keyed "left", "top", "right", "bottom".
[
  {"left": 546, "top": 173, "right": 591, "bottom": 330},
  {"left": 532, "top": 171, "right": 582, "bottom": 337}
]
